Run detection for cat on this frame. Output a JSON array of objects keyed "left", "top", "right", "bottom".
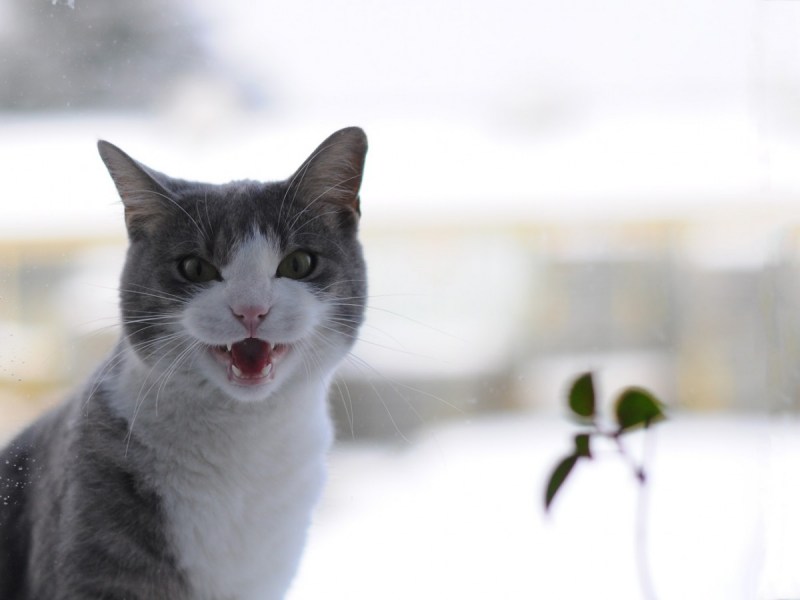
[{"left": 0, "top": 126, "right": 368, "bottom": 600}]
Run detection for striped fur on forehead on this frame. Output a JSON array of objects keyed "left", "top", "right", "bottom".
[{"left": 154, "top": 178, "right": 358, "bottom": 269}]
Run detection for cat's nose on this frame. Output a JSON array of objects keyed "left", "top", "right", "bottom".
[{"left": 231, "top": 305, "right": 269, "bottom": 336}]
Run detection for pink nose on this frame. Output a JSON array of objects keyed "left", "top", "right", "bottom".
[{"left": 231, "top": 305, "right": 269, "bottom": 335}]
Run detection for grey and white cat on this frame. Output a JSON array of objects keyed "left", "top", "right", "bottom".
[{"left": 0, "top": 127, "right": 368, "bottom": 599}]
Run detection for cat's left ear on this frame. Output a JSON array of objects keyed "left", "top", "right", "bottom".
[
  {"left": 289, "top": 127, "right": 368, "bottom": 219},
  {"left": 97, "top": 140, "right": 174, "bottom": 237}
]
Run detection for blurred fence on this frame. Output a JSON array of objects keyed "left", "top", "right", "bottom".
[{"left": 3, "top": 213, "right": 798, "bottom": 441}]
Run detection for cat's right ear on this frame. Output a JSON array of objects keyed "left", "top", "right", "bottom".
[
  {"left": 288, "top": 127, "right": 368, "bottom": 221},
  {"left": 97, "top": 140, "right": 172, "bottom": 237}
]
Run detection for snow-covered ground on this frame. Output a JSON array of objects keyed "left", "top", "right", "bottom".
[
  {"left": 289, "top": 413, "right": 797, "bottom": 600},
  {"left": 0, "top": 405, "right": 792, "bottom": 598}
]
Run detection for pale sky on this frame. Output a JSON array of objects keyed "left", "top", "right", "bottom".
[{"left": 194, "top": 0, "right": 771, "bottom": 113}]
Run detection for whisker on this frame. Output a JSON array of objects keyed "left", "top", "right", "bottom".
[
  {"left": 118, "top": 289, "right": 189, "bottom": 304},
  {"left": 309, "top": 331, "right": 417, "bottom": 441},
  {"left": 125, "top": 334, "right": 195, "bottom": 453},
  {"left": 124, "top": 283, "right": 187, "bottom": 303}
]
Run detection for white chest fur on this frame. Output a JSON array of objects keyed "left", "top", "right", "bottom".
[{"left": 116, "top": 368, "right": 334, "bottom": 600}]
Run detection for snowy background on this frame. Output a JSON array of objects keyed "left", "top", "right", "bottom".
[{"left": 3, "top": 0, "right": 800, "bottom": 597}]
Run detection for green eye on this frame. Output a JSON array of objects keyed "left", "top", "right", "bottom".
[
  {"left": 178, "top": 256, "right": 221, "bottom": 283},
  {"left": 277, "top": 250, "right": 315, "bottom": 280}
]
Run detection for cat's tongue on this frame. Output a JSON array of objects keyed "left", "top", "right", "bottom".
[{"left": 230, "top": 338, "right": 271, "bottom": 378}]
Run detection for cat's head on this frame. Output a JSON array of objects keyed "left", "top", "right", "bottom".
[{"left": 98, "top": 128, "right": 368, "bottom": 403}]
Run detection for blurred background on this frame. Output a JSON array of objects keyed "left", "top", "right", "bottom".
[{"left": 2, "top": 0, "right": 800, "bottom": 597}]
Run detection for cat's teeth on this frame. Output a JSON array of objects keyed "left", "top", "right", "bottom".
[
  {"left": 231, "top": 364, "right": 243, "bottom": 378},
  {"left": 226, "top": 343, "right": 233, "bottom": 352},
  {"left": 261, "top": 363, "right": 273, "bottom": 377}
]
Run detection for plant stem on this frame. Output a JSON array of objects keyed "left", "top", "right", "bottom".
[
  {"left": 634, "top": 427, "right": 658, "bottom": 600},
  {"left": 610, "top": 428, "right": 658, "bottom": 600},
  {"left": 611, "top": 432, "right": 643, "bottom": 481},
  {"left": 636, "top": 469, "right": 658, "bottom": 600}
]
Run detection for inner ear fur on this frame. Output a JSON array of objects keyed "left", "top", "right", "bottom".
[
  {"left": 288, "top": 127, "right": 368, "bottom": 217},
  {"left": 97, "top": 140, "right": 174, "bottom": 236}
]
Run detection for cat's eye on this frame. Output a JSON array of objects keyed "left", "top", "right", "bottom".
[
  {"left": 178, "top": 256, "right": 221, "bottom": 283},
  {"left": 277, "top": 250, "right": 316, "bottom": 280}
]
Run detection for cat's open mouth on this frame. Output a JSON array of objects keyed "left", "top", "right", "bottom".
[{"left": 209, "top": 338, "right": 289, "bottom": 385}]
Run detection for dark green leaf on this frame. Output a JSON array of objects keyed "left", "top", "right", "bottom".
[
  {"left": 568, "top": 372, "right": 595, "bottom": 419},
  {"left": 614, "top": 387, "right": 666, "bottom": 433},
  {"left": 574, "top": 433, "right": 592, "bottom": 458},
  {"left": 544, "top": 454, "right": 579, "bottom": 511}
]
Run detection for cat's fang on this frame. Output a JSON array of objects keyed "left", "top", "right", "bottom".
[
  {"left": 231, "top": 364, "right": 243, "bottom": 378},
  {"left": 260, "top": 363, "right": 273, "bottom": 377}
]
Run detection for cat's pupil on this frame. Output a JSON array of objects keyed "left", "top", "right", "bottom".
[
  {"left": 278, "top": 250, "right": 314, "bottom": 279},
  {"left": 179, "top": 256, "right": 220, "bottom": 283}
]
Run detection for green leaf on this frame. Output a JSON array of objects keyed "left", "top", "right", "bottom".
[
  {"left": 568, "top": 372, "right": 595, "bottom": 419},
  {"left": 614, "top": 387, "right": 666, "bottom": 433},
  {"left": 544, "top": 454, "right": 579, "bottom": 511},
  {"left": 574, "top": 433, "right": 592, "bottom": 458}
]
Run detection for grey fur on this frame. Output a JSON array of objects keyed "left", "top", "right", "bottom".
[
  {"left": 0, "top": 127, "right": 368, "bottom": 599},
  {"left": 0, "top": 367, "right": 187, "bottom": 599}
]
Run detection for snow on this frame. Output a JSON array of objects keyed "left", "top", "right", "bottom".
[{"left": 288, "top": 413, "right": 793, "bottom": 600}]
